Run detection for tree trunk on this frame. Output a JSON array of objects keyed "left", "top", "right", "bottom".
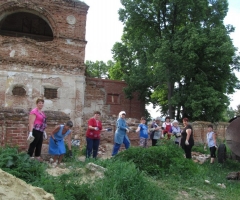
[{"left": 168, "top": 81, "right": 175, "bottom": 118}]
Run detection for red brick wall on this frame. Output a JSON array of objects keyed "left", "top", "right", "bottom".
[
  {"left": 0, "top": 108, "right": 70, "bottom": 151},
  {"left": 0, "top": 107, "right": 229, "bottom": 152},
  {"left": 85, "top": 78, "right": 145, "bottom": 120}
]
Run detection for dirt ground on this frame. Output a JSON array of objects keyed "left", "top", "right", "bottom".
[{"left": 0, "top": 169, "right": 54, "bottom": 200}]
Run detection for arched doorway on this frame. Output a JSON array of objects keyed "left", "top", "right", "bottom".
[{"left": 0, "top": 12, "right": 53, "bottom": 41}]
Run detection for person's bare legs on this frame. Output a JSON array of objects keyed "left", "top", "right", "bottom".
[
  {"left": 58, "top": 155, "right": 64, "bottom": 164},
  {"left": 53, "top": 155, "right": 59, "bottom": 163}
]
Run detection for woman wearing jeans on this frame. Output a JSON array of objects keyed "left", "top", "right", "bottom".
[
  {"left": 112, "top": 111, "right": 130, "bottom": 156},
  {"left": 86, "top": 111, "right": 107, "bottom": 158}
]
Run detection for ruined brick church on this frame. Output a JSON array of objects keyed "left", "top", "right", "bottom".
[{"left": 0, "top": 0, "right": 144, "bottom": 149}]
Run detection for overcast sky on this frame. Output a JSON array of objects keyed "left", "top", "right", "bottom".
[{"left": 82, "top": 0, "right": 240, "bottom": 116}]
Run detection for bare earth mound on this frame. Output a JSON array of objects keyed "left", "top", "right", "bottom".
[{"left": 0, "top": 169, "right": 54, "bottom": 200}]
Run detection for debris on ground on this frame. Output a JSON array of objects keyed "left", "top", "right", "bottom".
[
  {"left": 192, "top": 152, "right": 210, "bottom": 164},
  {"left": 226, "top": 171, "right": 240, "bottom": 180}
]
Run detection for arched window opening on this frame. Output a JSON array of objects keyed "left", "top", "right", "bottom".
[
  {"left": 12, "top": 86, "right": 26, "bottom": 96},
  {"left": 0, "top": 12, "right": 53, "bottom": 41}
]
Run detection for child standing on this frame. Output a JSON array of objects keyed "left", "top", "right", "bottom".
[
  {"left": 205, "top": 124, "right": 217, "bottom": 164},
  {"left": 162, "top": 116, "right": 172, "bottom": 139},
  {"left": 136, "top": 117, "right": 149, "bottom": 148}
]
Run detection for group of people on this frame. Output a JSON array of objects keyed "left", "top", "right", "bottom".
[
  {"left": 140, "top": 116, "right": 194, "bottom": 159},
  {"left": 27, "top": 98, "right": 217, "bottom": 164},
  {"left": 137, "top": 116, "right": 217, "bottom": 162}
]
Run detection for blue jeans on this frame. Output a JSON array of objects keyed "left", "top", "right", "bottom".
[
  {"left": 112, "top": 136, "right": 130, "bottom": 156},
  {"left": 86, "top": 137, "right": 100, "bottom": 158}
]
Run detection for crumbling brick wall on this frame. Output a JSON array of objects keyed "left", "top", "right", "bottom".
[
  {"left": 0, "top": 107, "right": 229, "bottom": 152},
  {"left": 0, "top": 0, "right": 88, "bottom": 132},
  {"left": 84, "top": 78, "right": 145, "bottom": 120},
  {"left": 79, "top": 117, "right": 229, "bottom": 150},
  {"left": 0, "top": 108, "right": 70, "bottom": 151}
]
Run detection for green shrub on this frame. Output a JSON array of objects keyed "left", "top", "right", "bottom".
[
  {"left": 0, "top": 147, "right": 46, "bottom": 183},
  {"left": 192, "top": 143, "right": 206, "bottom": 154},
  {"left": 114, "top": 142, "right": 198, "bottom": 178}
]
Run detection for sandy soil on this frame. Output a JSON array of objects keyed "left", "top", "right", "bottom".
[{"left": 0, "top": 169, "right": 55, "bottom": 200}]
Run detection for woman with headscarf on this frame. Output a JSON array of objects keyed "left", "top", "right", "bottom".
[
  {"left": 170, "top": 120, "right": 181, "bottom": 145},
  {"left": 112, "top": 111, "right": 130, "bottom": 156}
]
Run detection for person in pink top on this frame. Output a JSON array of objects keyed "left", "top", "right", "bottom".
[{"left": 27, "top": 98, "right": 47, "bottom": 161}]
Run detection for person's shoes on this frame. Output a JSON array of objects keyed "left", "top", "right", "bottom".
[
  {"left": 52, "top": 162, "right": 58, "bottom": 168},
  {"left": 58, "top": 163, "right": 66, "bottom": 168},
  {"left": 35, "top": 157, "right": 43, "bottom": 162}
]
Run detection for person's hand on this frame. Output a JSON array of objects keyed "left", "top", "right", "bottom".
[
  {"left": 176, "top": 133, "right": 181, "bottom": 137},
  {"left": 204, "top": 145, "right": 207, "bottom": 151},
  {"left": 94, "top": 127, "right": 99, "bottom": 131},
  {"left": 53, "top": 139, "right": 58, "bottom": 145},
  {"left": 43, "top": 131, "right": 47, "bottom": 140},
  {"left": 215, "top": 145, "right": 218, "bottom": 149},
  {"left": 68, "top": 150, "right": 73, "bottom": 158},
  {"left": 126, "top": 128, "right": 129, "bottom": 133},
  {"left": 185, "top": 140, "right": 189, "bottom": 145},
  {"left": 28, "top": 132, "right": 33, "bottom": 137},
  {"left": 27, "top": 132, "right": 35, "bottom": 144}
]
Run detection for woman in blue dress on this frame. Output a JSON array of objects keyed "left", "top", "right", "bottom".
[{"left": 49, "top": 121, "right": 73, "bottom": 166}]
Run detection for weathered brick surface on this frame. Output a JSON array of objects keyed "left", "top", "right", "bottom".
[
  {"left": 192, "top": 121, "right": 228, "bottom": 144},
  {"left": 0, "top": 106, "right": 230, "bottom": 153},
  {"left": 0, "top": 0, "right": 147, "bottom": 152},
  {"left": 1, "top": 0, "right": 227, "bottom": 153},
  {"left": 0, "top": 0, "right": 87, "bottom": 131},
  {"left": 84, "top": 78, "right": 145, "bottom": 120},
  {"left": 0, "top": 107, "right": 70, "bottom": 151}
]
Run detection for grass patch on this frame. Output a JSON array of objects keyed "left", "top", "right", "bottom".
[{"left": 0, "top": 143, "right": 240, "bottom": 200}]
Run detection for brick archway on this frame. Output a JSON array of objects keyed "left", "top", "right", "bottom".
[{"left": 0, "top": 1, "right": 58, "bottom": 38}]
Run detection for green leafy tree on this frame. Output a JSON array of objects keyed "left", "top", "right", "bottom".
[
  {"left": 235, "top": 104, "right": 240, "bottom": 116},
  {"left": 222, "top": 107, "right": 235, "bottom": 122},
  {"left": 111, "top": 0, "right": 240, "bottom": 121},
  {"left": 108, "top": 61, "right": 124, "bottom": 80},
  {"left": 85, "top": 60, "right": 114, "bottom": 78}
]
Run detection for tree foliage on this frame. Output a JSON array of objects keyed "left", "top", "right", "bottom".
[
  {"left": 85, "top": 60, "right": 114, "bottom": 78},
  {"left": 235, "top": 104, "right": 240, "bottom": 116},
  {"left": 111, "top": 0, "right": 240, "bottom": 121}
]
